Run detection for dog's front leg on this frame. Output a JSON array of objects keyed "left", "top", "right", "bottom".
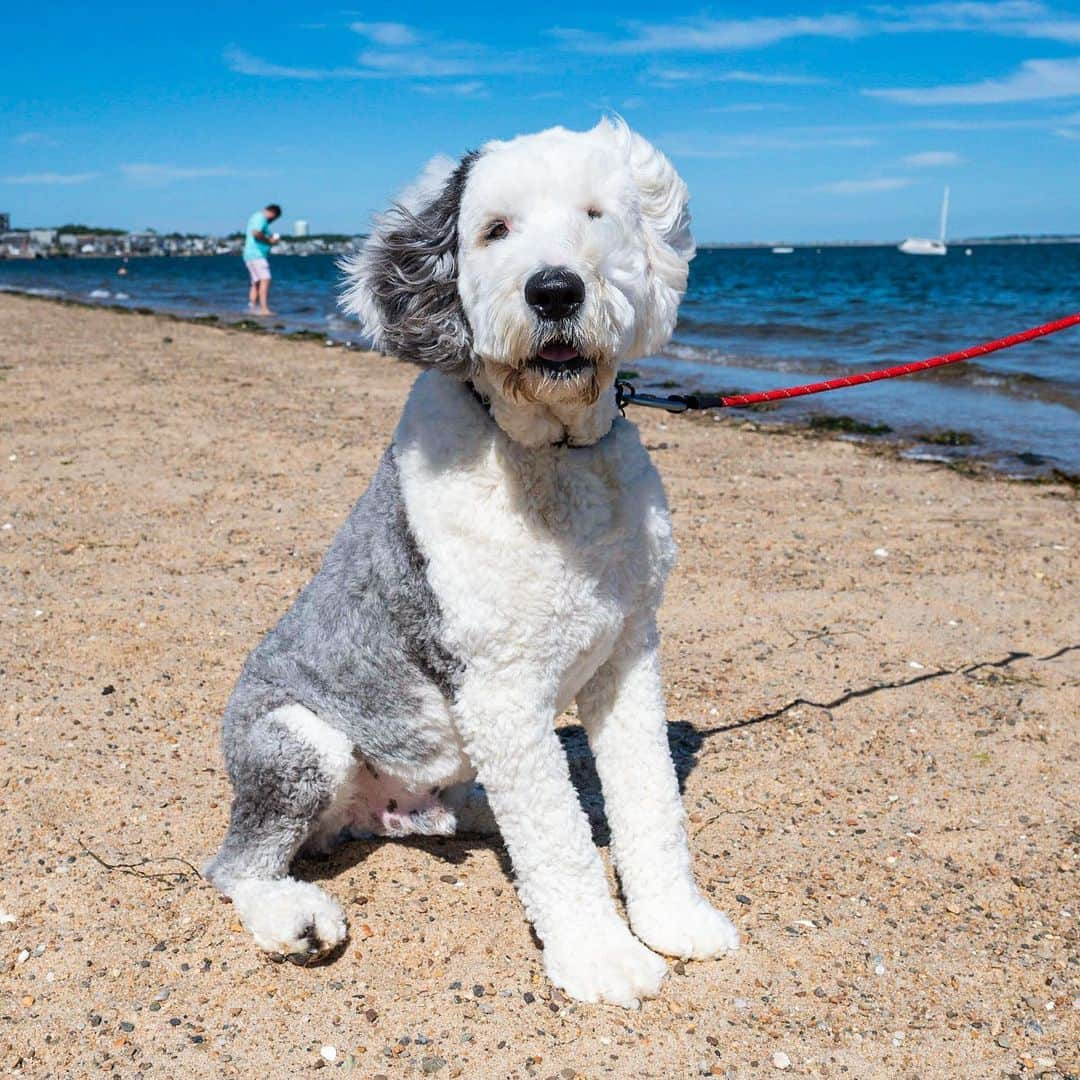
[
  {"left": 577, "top": 618, "right": 740, "bottom": 961},
  {"left": 455, "top": 671, "right": 668, "bottom": 1007}
]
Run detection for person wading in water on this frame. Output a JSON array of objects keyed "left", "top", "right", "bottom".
[{"left": 244, "top": 203, "right": 282, "bottom": 315}]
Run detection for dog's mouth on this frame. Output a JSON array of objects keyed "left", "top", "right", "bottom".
[{"left": 527, "top": 340, "right": 595, "bottom": 379}]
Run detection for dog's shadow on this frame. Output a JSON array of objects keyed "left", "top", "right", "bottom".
[
  {"left": 297, "top": 720, "right": 704, "bottom": 885},
  {"left": 298, "top": 644, "right": 1079, "bottom": 892},
  {"left": 558, "top": 720, "right": 703, "bottom": 847}
]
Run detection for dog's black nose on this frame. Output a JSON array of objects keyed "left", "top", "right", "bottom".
[{"left": 524, "top": 267, "right": 585, "bottom": 321}]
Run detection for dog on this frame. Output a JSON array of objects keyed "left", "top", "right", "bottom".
[{"left": 204, "top": 118, "right": 739, "bottom": 1007}]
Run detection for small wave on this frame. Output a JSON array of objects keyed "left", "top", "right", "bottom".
[
  {"left": 0, "top": 284, "right": 65, "bottom": 298},
  {"left": 88, "top": 289, "right": 111, "bottom": 299},
  {"left": 114, "top": 291, "right": 129, "bottom": 300},
  {"left": 675, "top": 317, "right": 871, "bottom": 342}
]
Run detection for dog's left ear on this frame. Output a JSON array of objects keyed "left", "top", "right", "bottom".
[
  {"left": 601, "top": 118, "right": 695, "bottom": 357},
  {"left": 341, "top": 153, "right": 478, "bottom": 378}
]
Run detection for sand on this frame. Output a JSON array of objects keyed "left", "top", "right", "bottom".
[{"left": 1, "top": 293, "right": 1077, "bottom": 1079}]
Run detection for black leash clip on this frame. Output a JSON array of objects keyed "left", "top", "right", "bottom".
[{"left": 615, "top": 380, "right": 691, "bottom": 414}]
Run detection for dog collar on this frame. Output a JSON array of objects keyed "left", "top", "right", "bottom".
[{"left": 466, "top": 380, "right": 492, "bottom": 414}]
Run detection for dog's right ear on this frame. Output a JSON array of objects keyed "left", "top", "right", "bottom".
[{"left": 340, "top": 153, "right": 478, "bottom": 379}]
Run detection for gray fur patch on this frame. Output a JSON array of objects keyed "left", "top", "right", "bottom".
[
  {"left": 220, "top": 447, "right": 462, "bottom": 779},
  {"left": 353, "top": 153, "right": 478, "bottom": 378},
  {"left": 204, "top": 713, "right": 337, "bottom": 887}
]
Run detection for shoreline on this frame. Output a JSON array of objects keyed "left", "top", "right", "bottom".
[{"left": 4, "top": 285, "right": 1075, "bottom": 487}]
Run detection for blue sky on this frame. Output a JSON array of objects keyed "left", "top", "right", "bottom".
[{"left": 2, "top": 1, "right": 1078, "bottom": 241}]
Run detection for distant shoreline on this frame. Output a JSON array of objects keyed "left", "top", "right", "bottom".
[
  {"left": 3, "top": 236, "right": 1078, "bottom": 262},
  {"left": 698, "top": 236, "right": 1080, "bottom": 250}
]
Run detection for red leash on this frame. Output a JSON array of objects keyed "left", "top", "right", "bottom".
[{"left": 616, "top": 312, "right": 1080, "bottom": 413}]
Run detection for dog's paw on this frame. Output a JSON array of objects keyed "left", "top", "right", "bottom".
[
  {"left": 543, "top": 919, "right": 668, "bottom": 1008},
  {"left": 230, "top": 878, "right": 347, "bottom": 965},
  {"left": 629, "top": 894, "right": 739, "bottom": 960}
]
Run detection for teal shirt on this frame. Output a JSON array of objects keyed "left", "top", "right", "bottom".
[{"left": 244, "top": 211, "right": 273, "bottom": 261}]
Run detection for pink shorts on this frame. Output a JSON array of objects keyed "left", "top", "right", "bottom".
[{"left": 245, "top": 257, "right": 271, "bottom": 283}]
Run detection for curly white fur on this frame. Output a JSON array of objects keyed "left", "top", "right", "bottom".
[
  {"left": 393, "top": 370, "right": 738, "bottom": 1005},
  {"left": 346, "top": 120, "right": 735, "bottom": 1004},
  {"left": 343, "top": 118, "right": 695, "bottom": 449},
  {"left": 211, "top": 120, "right": 736, "bottom": 1008}
]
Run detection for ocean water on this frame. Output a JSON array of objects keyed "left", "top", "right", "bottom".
[{"left": 2, "top": 245, "right": 1078, "bottom": 474}]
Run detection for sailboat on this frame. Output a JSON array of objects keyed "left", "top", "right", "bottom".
[{"left": 899, "top": 186, "right": 949, "bottom": 256}]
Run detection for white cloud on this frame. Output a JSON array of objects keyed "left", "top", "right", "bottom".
[
  {"left": 350, "top": 21, "right": 418, "bottom": 47},
  {"left": 554, "top": 3, "right": 1080, "bottom": 55},
  {"left": 225, "top": 48, "right": 371, "bottom": 80},
  {"left": 554, "top": 15, "right": 863, "bottom": 53},
  {"left": 228, "top": 28, "right": 524, "bottom": 83},
  {"left": 903, "top": 150, "right": 963, "bottom": 165},
  {"left": 356, "top": 50, "right": 482, "bottom": 77},
  {"left": 413, "top": 80, "right": 487, "bottom": 97},
  {"left": 903, "top": 116, "right": 1049, "bottom": 129},
  {"left": 650, "top": 66, "right": 825, "bottom": 85},
  {"left": 816, "top": 177, "right": 913, "bottom": 193},
  {"left": 356, "top": 46, "right": 526, "bottom": 78},
  {"left": 120, "top": 164, "right": 246, "bottom": 185},
  {"left": 662, "top": 130, "right": 878, "bottom": 158},
  {"left": 875, "top": 1, "right": 1080, "bottom": 43},
  {"left": 1, "top": 172, "right": 98, "bottom": 185},
  {"left": 867, "top": 57, "right": 1080, "bottom": 103},
  {"left": 708, "top": 102, "right": 801, "bottom": 112},
  {"left": 12, "top": 131, "right": 59, "bottom": 147}
]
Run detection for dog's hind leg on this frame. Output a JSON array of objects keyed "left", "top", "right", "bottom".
[{"left": 203, "top": 704, "right": 352, "bottom": 964}]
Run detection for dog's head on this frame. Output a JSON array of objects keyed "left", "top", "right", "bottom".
[{"left": 342, "top": 118, "right": 693, "bottom": 446}]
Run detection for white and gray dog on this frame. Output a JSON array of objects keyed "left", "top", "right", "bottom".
[{"left": 205, "top": 118, "right": 739, "bottom": 1007}]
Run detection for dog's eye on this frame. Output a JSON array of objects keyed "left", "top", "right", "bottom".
[
  {"left": 586, "top": 207, "right": 603, "bottom": 219},
  {"left": 482, "top": 219, "right": 510, "bottom": 243}
]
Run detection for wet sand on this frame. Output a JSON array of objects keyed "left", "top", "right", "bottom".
[{"left": 1, "top": 294, "right": 1077, "bottom": 1078}]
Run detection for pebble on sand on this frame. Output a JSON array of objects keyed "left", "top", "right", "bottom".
[
  {"left": 772, "top": 1051, "right": 792, "bottom": 1070},
  {"left": 319, "top": 1045, "right": 337, "bottom": 1062}
]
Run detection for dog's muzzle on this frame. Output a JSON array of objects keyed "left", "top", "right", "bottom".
[
  {"left": 524, "top": 267, "right": 585, "bottom": 322},
  {"left": 522, "top": 267, "right": 593, "bottom": 379}
]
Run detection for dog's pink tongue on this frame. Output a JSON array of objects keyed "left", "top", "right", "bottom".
[{"left": 538, "top": 343, "right": 579, "bottom": 363}]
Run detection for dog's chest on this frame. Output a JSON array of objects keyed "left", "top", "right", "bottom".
[{"left": 393, "top": 373, "right": 673, "bottom": 697}]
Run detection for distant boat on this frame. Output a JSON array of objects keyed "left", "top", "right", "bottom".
[
  {"left": 771, "top": 245, "right": 794, "bottom": 254},
  {"left": 899, "top": 186, "right": 949, "bottom": 256}
]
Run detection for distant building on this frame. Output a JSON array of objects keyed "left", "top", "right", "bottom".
[
  {"left": 29, "top": 228, "right": 56, "bottom": 247},
  {"left": 1, "top": 231, "right": 30, "bottom": 258},
  {"left": 294, "top": 220, "right": 309, "bottom": 238},
  {"left": 0, "top": 213, "right": 9, "bottom": 232}
]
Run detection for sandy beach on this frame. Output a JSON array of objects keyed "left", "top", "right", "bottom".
[{"left": 1, "top": 293, "right": 1077, "bottom": 1079}]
